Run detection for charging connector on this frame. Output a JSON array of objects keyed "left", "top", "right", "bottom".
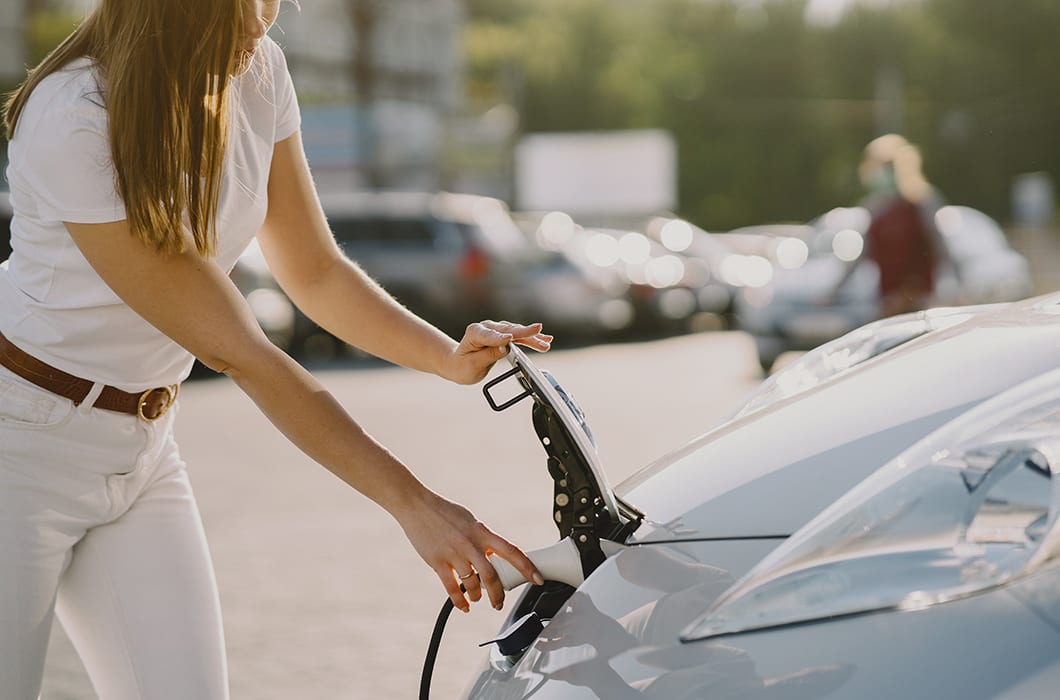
[
  {"left": 487, "top": 537, "right": 585, "bottom": 591},
  {"left": 420, "top": 537, "right": 626, "bottom": 699}
]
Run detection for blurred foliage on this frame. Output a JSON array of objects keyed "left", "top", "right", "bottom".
[
  {"left": 1, "top": 8, "right": 79, "bottom": 164},
  {"left": 9, "top": 2, "right": 1054, "bottom": 230},
  {"left": 0, "top": 8, "right": 80, "bottom": 152},
  {"left": 467, "top": 0, "right": 1059, "bottom": 229},
  {"left": 27, "top": 8, "right": 81, "bottom": 66}
]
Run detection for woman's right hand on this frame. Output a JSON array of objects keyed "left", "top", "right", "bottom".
[{"left": 394, "top": 489, "right": 544, "bottom": 613}]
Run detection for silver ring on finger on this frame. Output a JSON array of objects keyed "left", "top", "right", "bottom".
[{"left": 459, "top": 570, "right": 477, "bottom": 581}]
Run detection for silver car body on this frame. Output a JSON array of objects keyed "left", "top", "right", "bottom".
[{"left": 464, "top": 291, "right": 1060, "bottom": 699}]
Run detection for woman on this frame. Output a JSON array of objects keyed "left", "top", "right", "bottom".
[
  {"left": 825, "top": 134, "right": 948, "bottom": 318},
  {"left": 0, "top": 1, "right": 549, "bottom": 697}
]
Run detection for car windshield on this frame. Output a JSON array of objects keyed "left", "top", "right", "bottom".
[
  {"left": 805, "top": 207, "right": 871, "bottom": 259},
  {"left": 935, "top": 206, "right": 1008, "bottom": 262},
  {"left": 452, "top": 221, "right": 546, "bottom": 262},
  {"left": 331, "top": 218, "right": 438, "bottom": 247}
]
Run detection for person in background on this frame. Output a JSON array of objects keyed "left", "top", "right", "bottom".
[
  {"left": 0, "top": 1, "right": 549, "bottom": 698},
  {"left": 827, "top": 133, "right": 949, "bottom": 318}
]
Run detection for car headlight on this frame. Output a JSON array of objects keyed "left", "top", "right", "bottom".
[
  {"left": 683, "top": 366, "right": 1060, "bottom": 642},
  {"left": 735, "top": 305, "right": 1001, "bottom": 418}
]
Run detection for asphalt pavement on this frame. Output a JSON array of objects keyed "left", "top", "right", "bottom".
[{"left": 39, "top": 330, "right": 763, "bottom": 700}]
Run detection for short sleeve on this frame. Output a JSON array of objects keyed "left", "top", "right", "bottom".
[
  {"left": 267, "top": 37, "right": 301, "bottom": 143},
  {"left": 14, "top": 86, "right": 126, "bottom": 224}
]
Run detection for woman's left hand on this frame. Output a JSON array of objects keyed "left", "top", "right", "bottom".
[{"left": 443, "top": 320, "right": 552, "bottom": 385}]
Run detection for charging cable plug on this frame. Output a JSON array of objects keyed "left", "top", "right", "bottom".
[{"left": 487, "top": 536, "right": 585, "bottom": 591}]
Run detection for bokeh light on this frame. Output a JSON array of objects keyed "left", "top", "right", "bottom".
[
  {"left": 832, "top": 229, "right": 864, "bottom": 262},
  {"left": 538, "top": 211, "right": 576, "bottom": 249},
  {"left": 660, "top": 219, "right": 694, "bottom": 252},
  {"left": 774, "top": 237, "right": 809, "bottom": 269},
  {"left": 618, "top": 232, "right": 652, "bottom": 264},
  {"left": 586, "top": 232, "right": 621, "bottom": 267}
]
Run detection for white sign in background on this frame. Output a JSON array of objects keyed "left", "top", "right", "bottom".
[{"left": 514, "top": 129, "right": 677, "bottom": 216}]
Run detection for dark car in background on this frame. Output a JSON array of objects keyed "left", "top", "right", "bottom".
[
  {"left": 321, "top": 191, "right": 515, "bottom": 334},
  {"left": 639, "top": 215, "right": 740, "bottom": 329},
  {"left": 229, "top": 191, "right": 640, "bottom": 362},
  {"left": 228, "top": 237, "right": 298, "bottom": 354},
  {"left": 526, "top": 212, "right": 736, "bottom": 336},
  {"left": 319, "top": 191, "right": 639, "bottom": 352},
  {"left": 545, "top": 223, "right": 703, "bottom": 335}
]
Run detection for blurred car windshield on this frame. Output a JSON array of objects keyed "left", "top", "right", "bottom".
[
  {"left": 333, "top": 217, "right": 452, "bottom": 248},
  {"left": 935, "top": 206, "right": 1008, "bottom": 262},
  {"left": 806, "top": 207, "right": 871, "bottom": 259}
]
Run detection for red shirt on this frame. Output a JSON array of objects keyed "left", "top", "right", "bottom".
[{"left": 865, "top": 197, "right": 936, "bottom": 298}]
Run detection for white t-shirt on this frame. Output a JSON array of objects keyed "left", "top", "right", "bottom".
[{"left": 0, "top": 36, "right": 300, "bottom": 391}]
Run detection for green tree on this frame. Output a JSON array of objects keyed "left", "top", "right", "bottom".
[
  {"left": 26, "top": 7, "right": 81, "bottom": 65},
  {"left": 467, "top": 0, "right": 1060, "bottom": 228}
]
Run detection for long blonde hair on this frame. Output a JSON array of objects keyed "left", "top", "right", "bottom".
[{"left": 3, "top": 0, "right": 247, "bottom": 256}]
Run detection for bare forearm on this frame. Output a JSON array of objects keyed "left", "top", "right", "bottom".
[{"left": 289, "top": 256, "right": 460, "bottom": 378}]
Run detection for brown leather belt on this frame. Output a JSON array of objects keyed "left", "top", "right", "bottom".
[{"left": 0, "top": 331, "right": 178, "bottom": 421}]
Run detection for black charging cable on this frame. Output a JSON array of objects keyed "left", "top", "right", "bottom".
[{"left": 419, "top": 591, "right": 459, "bottom": 700}]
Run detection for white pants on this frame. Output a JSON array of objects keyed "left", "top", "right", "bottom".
[{"left": 0, "top": 366, "right": 228, "bottom": 699}]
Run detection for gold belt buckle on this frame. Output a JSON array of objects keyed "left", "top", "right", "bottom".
[{"left": 137, "top": 384, "right": 179, "bottom": 422}]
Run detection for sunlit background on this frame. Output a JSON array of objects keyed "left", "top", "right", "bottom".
[
  {"left": 2, "top": 0, "right": 1056, "bottom": 223},
  {"left": 2, "top": 0, "right": 1058, "bottom": 370}
]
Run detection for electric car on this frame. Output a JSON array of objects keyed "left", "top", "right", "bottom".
[{"left": 432, "top": 290, "right": 1060, "bottom": 700}]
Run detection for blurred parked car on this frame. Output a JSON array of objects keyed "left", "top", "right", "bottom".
[
  {"left": 641, "top": 216, "right": 741, "bottom": 328},
  {"left": 531, "top": 212, "right": 734, "bottom": 335},
  {"left": 229, "top": 193, "right": 640, "bottom": 362},
  {"left": 713, "top": 222, "right": 815, "bottom": 275},
  {"left": 933, "top": 205, "right": 1034, "bottom": 303},
  {"left": 228, "top": 238, "right": 298, "bottom": 353},
  {"left": 644, "top": 217, "right": 823, "bottom": 330},
  {"left": 320, "top": 191, "right": 644, "bottom": 352},
  {"left": 458, "top": 291, "right": 1060, "bottom": 700},
  {"left": 734, "top": 204, "right": 1032, "bottom": 371},
  {"left": 317, "top": 191, "right": 524, "bottom": 342},
  {"left": 574, "top": 224, "right": 704, "bottom": 334}
]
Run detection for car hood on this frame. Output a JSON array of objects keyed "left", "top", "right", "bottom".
[
  {"left": 616, "top": 292, "right": 1060, "bottom": 542},
  {"left": 464, "top": 537, "right": 786, "bottom": 699},
  {"left": 465, "top": 532, "right": 1060, "bottom": 700}
]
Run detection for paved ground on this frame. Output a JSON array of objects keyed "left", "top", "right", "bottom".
[{"left": 40, "top": 331, "right": 764, "bottom": 699}]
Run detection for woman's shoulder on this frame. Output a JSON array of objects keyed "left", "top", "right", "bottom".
[
  {"left": 18, "top": 58, "right": 106, "bottom": 136},
  {"left": 237, "top": 35, "right": 299, "bottom": 138},
  {"left": 249, "top": 35, "right": 287, "bottom": 75}
]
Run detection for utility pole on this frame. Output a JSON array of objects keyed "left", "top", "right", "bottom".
[
  {"left": 345, "top": 0, "right": 382, "bottom": 188},
  {"left": 0, "top": 0, "right": 28, "bottom": 86},
  {"left": 873, "top": 64, "right": 905, "bottom": 136}
]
